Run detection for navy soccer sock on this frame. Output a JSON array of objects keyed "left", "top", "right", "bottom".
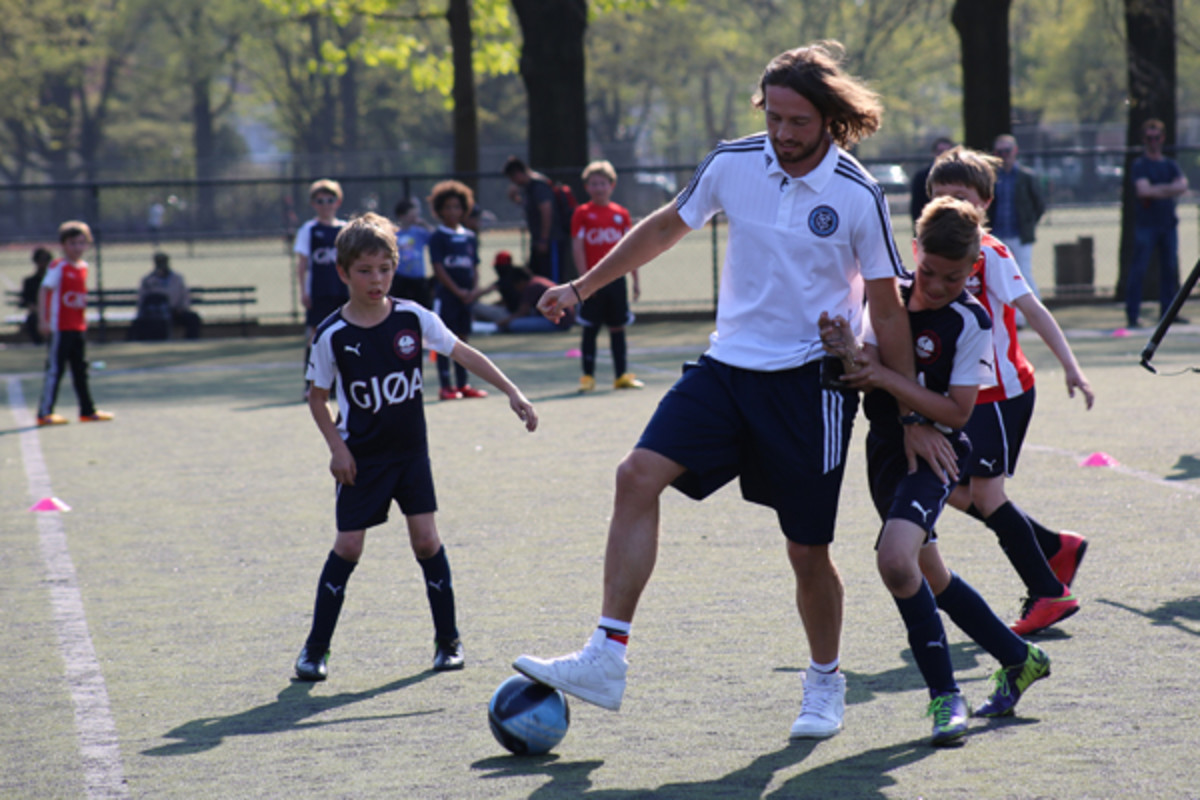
[
  {"left": 610, "top": 329, "right": 628, "bottom": 377},
  {"left": 305, "top": 550, "right": 358, "bottom": 653},
  {"left": 419, "top": 545, "right": 459, "bottom": 644},
  {"left": 968, "top": 502, "right": 1061, "bottom": 560},
  {"left": 893, "top": 580, "right": 957, "bottom": 697},
  {"left": 1018, "top": 505, "right": 1063, "bottom": 559},
  {"left": 984, "top": 502, "right": 1063, "bottom": 598},
  {"left": 935, "top": 573, "right": 1028, "bottom": 667},
  {"left": 581, "top": 325, "right": 599, "bottom": 377}
]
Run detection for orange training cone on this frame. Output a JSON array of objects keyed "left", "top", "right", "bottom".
[{"left": 29, "top": 497, "right": 72, "bottom": 512}]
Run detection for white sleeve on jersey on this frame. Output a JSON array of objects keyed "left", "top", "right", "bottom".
[
  {"left": 409, "top": 302, "right": 460, "bottom": 355},
  {"left": 983, "top": 243, "right": 1032, "bottom": 306},
  {"left": 949, "top": 313, "right": 994, "bottom": 388},
  {"left": 293, "top": 220, "right": 315, "bottom": 257},
  {"left": 306, "top": 324, "right": 338, "bottom": 389},
  {"left": 675, "top": 153, "right": 723, "bottom": 230},
  {"left": 41, "top": 262, "right": 64, "bottom": 289}
]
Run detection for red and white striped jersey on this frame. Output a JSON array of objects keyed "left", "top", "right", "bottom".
[{"left": 966, "top": 234, "right": 1034, "bottom": 402}]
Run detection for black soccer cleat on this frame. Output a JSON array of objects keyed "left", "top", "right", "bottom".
[
  {"left": 433, "top": 638, "right": 465, "bottom": 672},
  {"left": 294, "top": 646, "right": 329, "bottom": 681}
]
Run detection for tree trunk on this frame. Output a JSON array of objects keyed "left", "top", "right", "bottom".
[
  {"left": 192, "top": 79, "right": 217, "bottom": 231},
  {"left": 952, "top": 0, "right": 1012, "bottom": 150},
  {"left": 447, "top": 0, "right": 479, "bottom": 185},
  {"left": 509, "top": 0, "right": 588, "bottom": 185},
  {"left": 1117, "top": 0, "right": 1176, "bottom": 299}
]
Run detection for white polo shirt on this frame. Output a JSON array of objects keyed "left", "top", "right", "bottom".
[{"left": 676, "top": 133, "right": 905, "bottom": 371}]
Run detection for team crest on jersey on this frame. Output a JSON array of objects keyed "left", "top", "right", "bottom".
[
  {"left": 809, "top": 206, "right": 839, "bottom": 237},
  {"left": 394, "top": 330, "right": 420, "bottom": 360},
  {"left": 965, "top": 273, "right": 982, "bottom": 296},
  {"left": 914, "top": 330, "right": 942, "bottom": 364}
]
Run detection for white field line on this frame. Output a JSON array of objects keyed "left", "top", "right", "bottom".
[{"left": 7, "top": 377, "right": 129, "bottom": 800}]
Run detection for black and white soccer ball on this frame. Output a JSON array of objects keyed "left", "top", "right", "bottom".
[{"left": 488, "top": 674, "right": 570, "bottom": 755}]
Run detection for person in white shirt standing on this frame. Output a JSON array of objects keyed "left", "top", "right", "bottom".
[{"left": 514, "top": 41, "right": 948, "bottom": 740}]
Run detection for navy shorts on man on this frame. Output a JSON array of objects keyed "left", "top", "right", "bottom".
[
  {"left": 960, "top": 388, "right": 1035, "bottom": 481},
  {"left": 636, "top": 355, "right": 858, "bottom": 544},
  {"left": 335, "top": 454, "right": 438, "bottom": 532}
]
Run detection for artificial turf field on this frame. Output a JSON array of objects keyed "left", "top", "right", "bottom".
[{"left": 2, "top": 305, "right": 1199, "bottom": 799}]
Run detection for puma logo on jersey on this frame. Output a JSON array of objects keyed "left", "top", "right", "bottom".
[
  {"left": 910, "top": 500, "right": 933, "bottom": 522},
  {"left": 344, "top": 343, "right": 362, "bottom": 356}
]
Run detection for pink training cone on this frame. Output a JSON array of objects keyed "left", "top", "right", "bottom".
[
  {"left": 29, "top": 497, "right": 71, "bottom": 512},
  {"left": 564, "top": 348, "right": 582, "bottom": 358},
  {"left": 1081, "top": 451, "right": 1119, "bottom": 467}
]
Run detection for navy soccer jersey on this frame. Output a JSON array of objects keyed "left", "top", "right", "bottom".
[
  {"left": 307, "top": 298, "right": 459, "bottom": 460},
  {"left": 428, "top": 225, "right": 478, "bottom": 295},
  {"left": 863, "top": 280, "right": 993, "bottom": 437},
  {"left": 296, "top": 219, "right": 349, "bottom": 300}
]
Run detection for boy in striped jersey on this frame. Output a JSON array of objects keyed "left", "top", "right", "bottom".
[{"left": 928, "top": 147, "right": 1095, "bottom": 636}]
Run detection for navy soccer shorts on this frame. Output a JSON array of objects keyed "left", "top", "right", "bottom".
[
  {"left": 867, "top": 428, "right": 971, "bottom": 543},
  {"left": 335, "top": 454, "right": 438, "bottom": 532},
  {"left": 636, "top": 355, "right": 858, "bottom": 545},
  {"left": 578, "top": 277, "right": 633, "bottom": 329},
  {"left": 959, "top": 388, "right": 1036, "bottom": 481}
]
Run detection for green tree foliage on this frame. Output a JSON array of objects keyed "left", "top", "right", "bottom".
[{"left": 584, "top": 0, "right": 959, "bottom": 165}]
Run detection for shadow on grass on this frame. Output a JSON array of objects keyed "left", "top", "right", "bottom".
[
  {"left": 1096, "top": 595, "right": 1200, "bottom": 636},
  {"left": 1165, "top": 454, "right": 1200, "bottom": 481},
  {"left": 472, "top": 736, "right": 955, "bottom": 799},
  {"left": 142, "top": 672, "right": 436, "bottom": 756}
]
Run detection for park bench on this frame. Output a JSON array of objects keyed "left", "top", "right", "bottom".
[{"left": 5, "top": 284, "right": 258, "bottom": 337}]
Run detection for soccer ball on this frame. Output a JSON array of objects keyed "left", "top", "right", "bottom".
[{"left": 488, "top": 674, "right": 571, "bottom": 755}]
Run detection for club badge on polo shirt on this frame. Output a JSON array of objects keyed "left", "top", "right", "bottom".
[{"left": 809, "top": 206, "right": 839, "bottom": 237}]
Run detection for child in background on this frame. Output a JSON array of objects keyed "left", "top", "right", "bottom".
[
  {"left": 428, "top": 180, "right": 487, "bottom": 401},
  {"left": 928, "top": 147, "right": 1095, "bottom": 636},
  {"left": 390, "top": 198, "right": 433, "bottom": 307},
  {"left": 296, "top": 212, "right": 537, "bottom": 681},
  {"left": 296, "top": 179, "right": 348, "bottom": 385},
  {"left": 570, "top": 160, "right": 642, "bottom": 391},
  {"left": 36, "top": 221, "right": 114, "bottom": 426},
  {"left": 822, "top": 196, "right": 1050, "bottom": 746}
]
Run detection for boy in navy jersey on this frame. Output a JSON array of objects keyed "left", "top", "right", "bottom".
[
  {"left": 428, "top": 180, "right": 487, "bottom": 401},
  {"left": 295, "top": 212, "right": 537, "bottom": 681},
  {"left": 823, "top": 197, "right": 1051, "bottom": 746},
  {"left": 296, "top": 179, "right": 348, "bottom": 388}
]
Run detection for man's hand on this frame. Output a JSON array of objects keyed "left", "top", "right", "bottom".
[{"left": 537, "top": 283, "right": 579, "bottom": 324}]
